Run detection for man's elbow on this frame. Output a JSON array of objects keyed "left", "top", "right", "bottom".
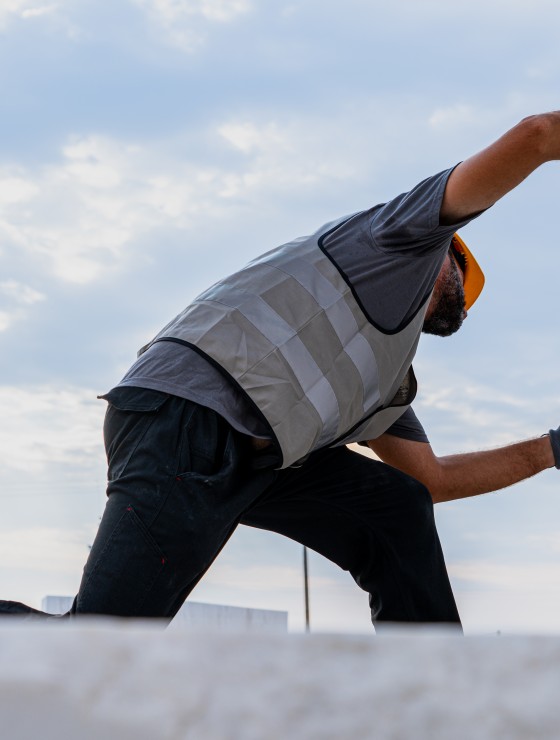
[
  {"left": 428, "top": 484, "right": 448, "bottom": 505},
  {"left": 414, "top": 464, "right": 450, "bottom": 505},
  {"left": 403, "top": 466, "right": 448, "bottom": 504},
  {"left": 517, "top": 113, "right": 560, "bottom": 162}
]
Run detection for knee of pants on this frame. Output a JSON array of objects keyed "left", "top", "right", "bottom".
[
  {"left": 409, "top": 474, "right": 434, "bottom": 512},
  {"left": 387, "top": 472, "right": 435, "bottom": 529}
]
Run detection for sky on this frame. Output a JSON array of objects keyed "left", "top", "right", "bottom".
[{"left": 1, "top": 0, "right": 560, "bottom": 634}]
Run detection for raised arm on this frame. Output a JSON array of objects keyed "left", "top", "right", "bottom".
[
  {"left": 440, "top": 111, "right": 560, "bottom": 224},
  {"left": 367, "top": 434, "right": 555, "bottom": 504}
]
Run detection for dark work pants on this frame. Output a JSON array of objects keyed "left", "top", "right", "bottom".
[{"left": 2, "top": 388, "right": 461, "bottom": 627}]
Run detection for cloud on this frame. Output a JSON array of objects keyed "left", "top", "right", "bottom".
[
  {"left": 426, "top": 93, "right": 552, "bottom": 140},
  {"left": 0, "top": 280, "right": 45, "bottom": 305},
  {"left": 20, "top": 3, "right": 57, "bottom": 18},
  {"left": 204, "top": 562, "right": 312, "bottom": 591},
  {"left": 0, "top": 0, "right": 61, "bottom": 29},
  {"left": 0, "top": 385, "right": 105, "bottom": 474},
  {"left": 0, "top": 525, "right": 93, "bottom": 573},
  {"left": 0, "top": 280, "right": 46, "bottom": 332},
  {"left": 378, "top": 0, "right": 559, "bottom": 22},
  {"left": 0, "top": 116, "right": 368, "bottom": 285},
  {"left": 0, "top": 173, "right": 39, "bottom": 204},
  {"left": 0, "top": 135, "right": 218, "bottom": 284},
  {"left": 216, "top": 118, "right": 360, "bottom": 198},
  {"left": 411, "top": 352, "right": 560, "bottom": 454},
  {"left": 130, "top": 0, "right": 252, "bottom": 50},
  {"left": 447, "top": 558, "right": 560, "bottom": 633},
  {"left": 218, "top": 121, "right": 288, "bottom": 156},
  {"left": 524, "top": 533, "right": 560, "bottom": 556},
  {"left": 450, "top": 559, "right": 560, "bottom": 591},
  {"left": 429, "top": 104, "right": 479, "bottom": 131}
]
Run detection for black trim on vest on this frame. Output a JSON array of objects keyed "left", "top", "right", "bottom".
[
  {"left": 153, "top": 337, "right": 284, "bottom": 467},
  {"left": 317, "top": 216, "right": 432, "bottom": 336}
]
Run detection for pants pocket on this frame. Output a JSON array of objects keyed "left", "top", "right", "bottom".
[{"left": 103, "top": 390, "right": 175, "bottom": 482}]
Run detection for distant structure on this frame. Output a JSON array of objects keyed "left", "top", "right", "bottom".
[
  {"left": 42, "top": 596, "right": 74, "bottom": 615},
  {"left": 42, "top": 596, "right": 288, "bottom": 633}
]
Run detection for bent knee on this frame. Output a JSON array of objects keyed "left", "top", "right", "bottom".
[{"left": 395, "top": 472, "right": 435, "bottom": 523}]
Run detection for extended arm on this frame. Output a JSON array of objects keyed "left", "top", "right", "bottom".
[
  {"left": 367, "top": 112, "right": 560, "bottom": 500},
  {"left": 367, "top": 433, "right": 554, "bottom": 504},
  {"left": 440, "top": 111, "right": 560, "bottom": 224}
]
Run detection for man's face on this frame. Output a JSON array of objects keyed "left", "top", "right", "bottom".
[{"left": 422, "top": 253, "right": 466, "bottom": 337}]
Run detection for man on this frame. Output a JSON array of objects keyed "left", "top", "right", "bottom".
[{"left": 3, "top": 112, "right": 560, "bottom": 627}]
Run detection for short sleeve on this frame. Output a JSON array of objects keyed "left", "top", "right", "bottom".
[
  {"left": 369, "top": 166, "right": 473, "bottom": 254},
  {"left": 384, "top": 407, "right": 429, "bottom": 443},
  {"left": 357, "top": 407, "right": 429, "bottom": 446},
  {"left": 319, "top": 167, "right": 482, "bottom": 331}
]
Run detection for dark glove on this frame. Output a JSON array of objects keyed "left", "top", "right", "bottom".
[{"left": 549, "top": 426, "right": 560, "bottom": 469}]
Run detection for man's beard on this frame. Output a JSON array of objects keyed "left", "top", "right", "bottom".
[{"left": 422, "top": 257, "right": 465, "bottom": 337}]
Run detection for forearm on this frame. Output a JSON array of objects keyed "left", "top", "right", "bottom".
[
  {"left": 368, "top": 433, "right": 555, "bottom": 505},
  {"left": 431, "top": 435, "right": 554, "bottom": 503}
]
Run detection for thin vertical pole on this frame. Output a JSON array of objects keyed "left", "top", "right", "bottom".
[{"left": 303, "top": 545, "right": 310, "bottom": 632}]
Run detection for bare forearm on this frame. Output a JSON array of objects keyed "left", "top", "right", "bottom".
[
  {"left": 368, "top": 433, "right": 555, "bottom": 505},
  {"left": 431, "top": 436, "right": 554, "bottom": 503}
]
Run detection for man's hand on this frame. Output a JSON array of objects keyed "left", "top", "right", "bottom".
[
  {"left": 367, "top": 432, "right": 555, "bottom": 504},
  {"left": 440, "top": 111, "right": 560, "bottom": 225}
]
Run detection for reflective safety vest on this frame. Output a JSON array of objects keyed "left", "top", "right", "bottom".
[{"left": 140, "top": 216, "right": 428, "bottom": 468}]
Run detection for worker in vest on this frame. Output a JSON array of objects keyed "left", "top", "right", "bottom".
[{"left": 3, "top": 111, "right": 560, "bottom": 627}]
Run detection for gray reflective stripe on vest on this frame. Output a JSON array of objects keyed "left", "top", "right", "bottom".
[
  {"left": 141, "top": 223, "right": 427, "bottom": 468},
  {"left": 257, "top": 249, "right": 381, "bottom": 412},
  {"left": 202, "top": 285, "right": 341, "bottom": 448}
]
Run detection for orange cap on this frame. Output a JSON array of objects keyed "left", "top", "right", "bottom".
[{"left": 450, "top": 233, "right": 485, "bottom": 311}]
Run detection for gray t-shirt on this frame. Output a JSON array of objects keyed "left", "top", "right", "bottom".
[{"left": 116, "top": 167, "right": 471, "bottom": 444}]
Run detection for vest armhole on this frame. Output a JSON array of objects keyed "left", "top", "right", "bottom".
[{"left": 317, "top": 222, "right": 432, "bottom": 336}]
